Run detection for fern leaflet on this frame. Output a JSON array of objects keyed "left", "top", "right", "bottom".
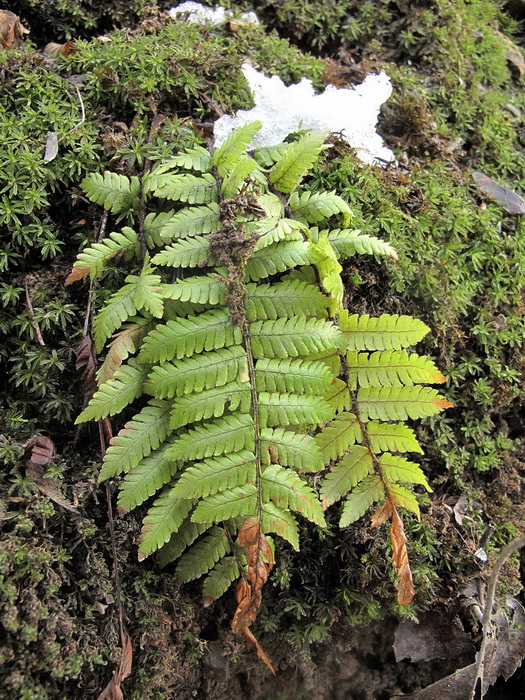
[
  {"left": 172, "top": 450, "right": 257, "bottom": 499},
  {"left": 269, "top": 132, "right": 326, "bottom": 193},
  {"left": 175, "top": 527, "right": 230, "bottom": 582},
  {"left": 159, "top": 203, "right": 220, "bottom": 241},
  {"left": 340, "top": 312, "right": 430, "bottom": 351},
  {"left": 66, "top": 227, "right": 139, "bottom": 283},
  {"left": 290, "top": 190, "right": 352, "bottom": 223},
  {"left": 99, "top": 399, "right": 172, "bottom": 480},
  {"left": 82, "top": 172, "right": 140, "bottom": 214},
  {"left": 139, "top": 309, "right": 243, "bottom": 363},
  {"left": 77, "top": 359, "right": 150, "bottom": 422},
  {"left": 138, "top": 490, "right": 194, "bottom": 560}
]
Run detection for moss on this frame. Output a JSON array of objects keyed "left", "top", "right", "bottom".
[{"left": 8, "top": 0, "right": 149, "bottom": 42}]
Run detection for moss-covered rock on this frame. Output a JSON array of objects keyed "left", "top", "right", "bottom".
[{"left": 1, "top": 2, "right": 524, "bottom": 697}]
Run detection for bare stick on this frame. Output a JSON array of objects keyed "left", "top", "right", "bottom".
[
  {"left": 470, "top": 533, "right": 525, "bottom": 699},
  {"left": 24, "top": 279, "right": 45, "bottom": 346},
  {"left": 83, "top": 211, "right": 109, "bottom": 335},
  {"left": 60, "top": 83, "right": 86, "bottom": 141}
]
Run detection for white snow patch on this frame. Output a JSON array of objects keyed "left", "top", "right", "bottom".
[
  {"left": 169, "top": 2, "right": 259, "bottom": 26},
  {"left": 213, "top": 64, "right": 395, "bottom": 165}
]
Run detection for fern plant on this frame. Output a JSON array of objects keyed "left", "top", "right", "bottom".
[{"left": 68, "top": 122, "right": 451, "bottom": 667}]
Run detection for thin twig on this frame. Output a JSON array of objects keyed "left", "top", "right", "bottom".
[
  {"left": 83, "top": 211, "right": 109, "bottom": 335},
  {"left": 24, "top": 279, "right": 45, "bottom": 346},
  {"left": 60, "top": 83, "right": 86, "bottom": 141},
  {"left": 470, "top": 533, "right": 525, "bottom": 699}
]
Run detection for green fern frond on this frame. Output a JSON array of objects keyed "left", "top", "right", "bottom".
[
  {"left": 378, "top": 453, "right": 431, "bottom": 491},
  {"left": 168, "top": 413, "right": 255, "bottom": 461},
  {"left": 314, "top": 412, "right": 362, "bottom": 463},
  {"left": 145, "top": 346, "right": 248, "bottom": 399},
  {"left": 222, "top": 156, "right": 259, "bottom": 198},
  {"left": 250, "top": 316, "right": 343, "bottom": 359},
  {"left": 158, "top": 520, "right": 211, "bottom": 567},
  {"left": 170, "top": 380, "right": 251, "bottom": 429},
  {"left": 138, "top": 309, "right": 243, "bottom": 363},
  {"left": 245, "top": 240, "right": 312, "bottom": 281},
  {"left": 162, "top": 298, "right": 209, "bottom": 319},
  {"left": 290, "top": 190, "right": 352, "bottom": 223},
  {"left": 191, "top": 484, "right": 258, "bottom": 523},
  {"left": 386, "top": 484, "right": 421, "bottom": 518},
  {"left": 339, "top": 476, "right": 385, "bottom": 527},
  {"left": 157, "top": 145, "right": 212, "bottom": 173},
  {"left": 327, "top": 229, "right": 398, "bottom": 260},
  {"left": 202, "top": 556, "right": 242, "bottom": 602},
  {"left": 340, "top": 312, "right": 430, "bottom": 351},
  {"left": 255, "top": 357, "right": 333, "bottom": 395},
  {"left": 117, "top": 437, "right": 180, "bottom": 513},
  {"left": 138, "top": 490, "right": 194, "bottom": 560},
  {"left": 99, "top": 399, "right": 173, "bottom": 481},
  {"left": 153, "top": 173, "right": 218, "bottom": 204},
  {"left": 81, "top": 172, "right": 140, "bottom": 214},
  {"left": 253, "top": 143, "right": 288, "bottom": 167},
  {"left": 257, "top": 192, "right": 284, "bottom": 217},
  {"left": 68, "top": 227, "right": 139, "bottom": 281},
  {"left": 143, "top": 212, "right": 176, "bottom": 248},
  {"left": 324, "top": 378, "right": 351, "bottom": 413},
  {"left": 258, "top": 392, "right": 333, "bottom": 428},
  {"left": 93, "top": 267, "right": 163, "bottom": 352},
  {"left": 175, "top": 526, "right": 230, "bottom": 582},
  {"left": 260, "top": 428, "right": 324, "bottom": 472},
  {"left": 320, "top": 446, "right": 373, "bottom": 506},
  {"left": 161, "top": 275, "right": 226, "bottom": 307},
  {"left": 126, "top": 266, "right": 164, "bottom": 319},
  {"left": 262, "top": 502, "right": 300, "bottom": 550},
  {"left": 309, "top": 235, "right": 344, "bottom": 314},
  {"left": 366, "top": 421, "right": 423, "bottom": 454},
  {"left": 77, "top": 359, "right": 150, "bottom": 422},
  {"left": 97, "top": 318, "right": 153, "bottom": 384},
  {"left": 214, "top": 120, "right": 263, "bottom": 177},
  {"left": 262, "top": 464, "right": 326, "bottom": 526},
  {"left": 346, "top": 350, "right": 446, "bottom": 388},
  {"left": 172, "top": 450, "right": 256, "bottom": 499},
  {"left": 93, "top": 284, "right": 138, "bottom": 353},
  {"left": 151, "top": 235, "right": 216, "bottom": 269},
  {"left": 251, "top": 217, "right": 305, "bottom": 250},
  {"left": 357, "top": 386, "right": 453, "bottom": 421},
  {"left": 269, "top": 131, "right": 327, "bottom": 193},
  {"left": 309, "top": 348, "right": 341, "bottom": 376},
  {"left": 159, "top": 203, "right": 220, "bottom": 241},
  {"left": 245, "top": 280, "right": 329, "bottom": 321}
]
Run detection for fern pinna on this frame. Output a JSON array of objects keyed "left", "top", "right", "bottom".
[{"left": 68, "top": 122, "right": 451, "bottom": 667}]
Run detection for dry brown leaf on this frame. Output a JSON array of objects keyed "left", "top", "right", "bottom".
[
  {"left": 26, "top": 435, "right": 56, "bottom": 467},
  {"left": 43, "top": 40, "right": 77, "bottom": 58},
  {"left": 472, "top": 172, "right": 525, "bottom": 215},
  {"left": 371, "top": 499, "right": 414, "bottom": 605},
  {"left": 25, "top": 435, "right": 79, "bottom": 513},
  {"left": 75, "top": 335, "right": 98, "bottom": 400},
  {"left": 390, "top": 507, "right": 415, "bottom": 606},
  {"left": 231, "top": 517, "right": 275, "bottom": 674},
  {"left": 453, "top": 494, "right": 468, "bottom": 525},
  {"left": 394, "top": 612, "right": 474, "bottom": 663},
  {"left": 97, "top": 630, "right": 133, "bottom": 700},
  {"left": 370, "top": 500, "right": 393, "bottom": 527},
  {"left": 65, "top": 264, "right": 90, "bottom": 285},
  {"left": 0, "top": 10, "right": 28, "bottom": 49},
  {"left": 399, "top": 600, "right": 525, "bottom": 700}
]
